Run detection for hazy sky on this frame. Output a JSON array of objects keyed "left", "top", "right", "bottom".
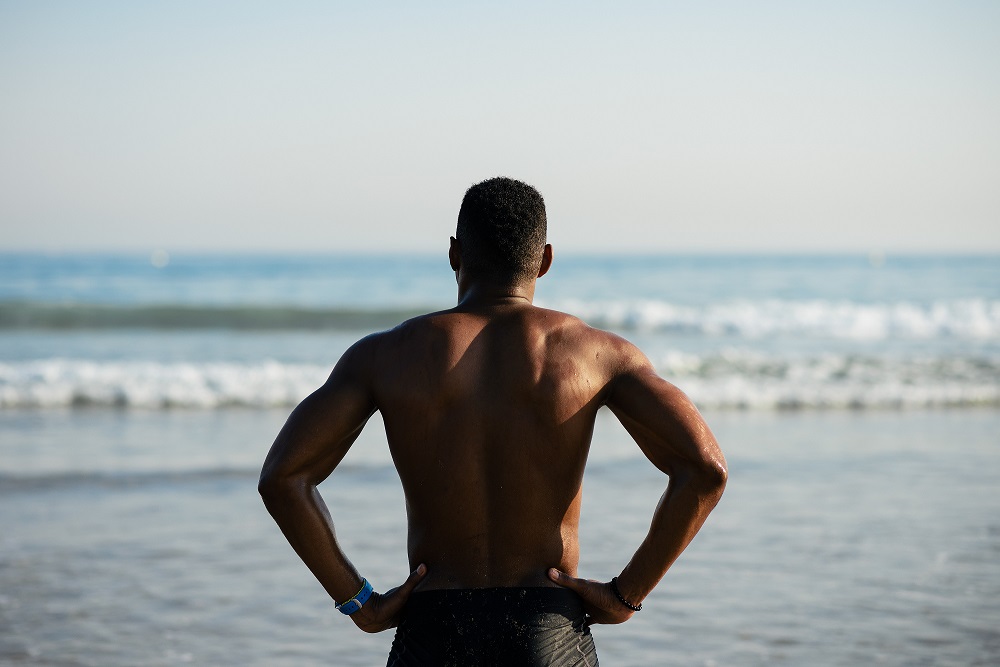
[{"left": 1, "top": 1, "right": 998, "bottom": 254}]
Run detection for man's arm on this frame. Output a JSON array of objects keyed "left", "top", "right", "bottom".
[
  {"left": 550, "top": 346, "right": 727, "bottom": 623},
  {"left": 258, "top": 339, "right": 426, "bottom": 632}
]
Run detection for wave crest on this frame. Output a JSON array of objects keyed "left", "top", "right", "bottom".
[
  {"left": 0, "top": 359, "right": 327, "bottom": 409},
  {"left": 657, "top": 350, "right": 1000, "bottom": 409},
  {"left": 3, "top": 299, "right": 999, "bottom": 339},
  {"left": 2, "top": 355, "right": 997, "bottom": 411},
  {"left": 550, "top": 298, "right": 1000, "bottom": 340}
]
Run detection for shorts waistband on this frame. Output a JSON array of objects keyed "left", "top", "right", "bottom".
[{"left": 405, "top": 586, "right": 584, "bottom": 617}]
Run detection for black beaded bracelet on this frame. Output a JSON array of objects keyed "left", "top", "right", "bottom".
[{"left": 610, "top": 577, "right": 642, "bottom": 612}]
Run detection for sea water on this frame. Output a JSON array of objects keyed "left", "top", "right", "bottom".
[{"left": 1, "top": 253, "right": 998, "bottom": 666}]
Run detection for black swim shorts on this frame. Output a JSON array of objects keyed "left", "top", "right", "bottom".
[{"left": 386, "top": 587, "right": 599, "bottom": 666}]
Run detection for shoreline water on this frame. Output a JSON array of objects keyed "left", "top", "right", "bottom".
[{"left": 2, "top": 408, "right": 998, "bottom": 666}]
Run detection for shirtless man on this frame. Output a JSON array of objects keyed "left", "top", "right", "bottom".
[{"left": 259, "top": 177, "right": 727, "bottom": 665}]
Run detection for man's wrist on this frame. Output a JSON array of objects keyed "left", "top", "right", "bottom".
[
  {"left": 336, "top": 578, "right": 374, "bottom": 615},
  {"left": 610, "top": 577, "right": 642, "bottom": 612}
]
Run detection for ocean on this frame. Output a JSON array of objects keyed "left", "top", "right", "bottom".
[{"left": 1, "top": 252, "right": 998, "bottom": 666}]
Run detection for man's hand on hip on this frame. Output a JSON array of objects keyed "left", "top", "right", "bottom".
[
  {"left": 350, "top": 564, "right": 427, "bottom": 633},
  {"left": 548, "top": 568, "right": 636, "bottom": 625}
]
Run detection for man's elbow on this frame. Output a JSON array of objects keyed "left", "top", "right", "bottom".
[
  {"left": 257, "top": 473, "right": 275, "bottom": 501},
  {"left": 694, "top": 459, "right": 728, "bottom": 502},
  {"left": 257, "top": 469, "right": 299, "bottom": 508},
  {"left": 712, "top": 461, "right": 728, "bottom": 491},
  {"left": 257, "top": 472, "right": 279, "bottom": 510}
]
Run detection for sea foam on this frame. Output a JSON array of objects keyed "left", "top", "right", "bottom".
[
  {"left": 0, "top": 359, "right": 327, "bottom": 409},
  {"left": 656, "top": 349, "right": 1000, "bottom": 409},
  {"left": 2, "top": 355, "right": 997, "bottom": 410},
  {"left": 549, "top": 298, "right": 1000, "bottom": 340},
  {"left": 3, "top": 299, "right": 998, "bottom": 340}
]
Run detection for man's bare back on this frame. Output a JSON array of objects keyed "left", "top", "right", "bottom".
[
  {"left": 361, "top": 299, "right": 634, "bottom": 590},
  {"left": 259, "top": 178, "right": 726, "bottom": 663}
]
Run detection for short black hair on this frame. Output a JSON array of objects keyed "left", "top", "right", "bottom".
[{"left": 456, "top": 177, "right": 547, "bottom": 284}]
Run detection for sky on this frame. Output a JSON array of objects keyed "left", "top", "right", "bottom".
[{"left": 1, "top": 1, "right": 998, "bottom": 254}]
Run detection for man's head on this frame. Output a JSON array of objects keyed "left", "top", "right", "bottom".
[{"left": 454, "top": 177, "right": 548, "bottom": 285}]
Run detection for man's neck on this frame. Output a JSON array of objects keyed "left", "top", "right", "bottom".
[{"left": 456, "top": 281, "right": 536, "bottom": 309}]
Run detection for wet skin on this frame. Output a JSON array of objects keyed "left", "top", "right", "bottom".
[{"left": 259, "top": 242, "right": 727, "bottom": 632}]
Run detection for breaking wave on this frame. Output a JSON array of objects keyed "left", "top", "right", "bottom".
[
  {"left": 0, "top": 359, "right": 328, "bottom": 409},
  {"left": 2, "top": 299, "right": 999, "bottom": 340},
  {"left": 2, "top": 355, "right": 998, "bottom": 411},
  {"left": 549, "top": 298, "right": 1000, "bottom": 340},
  {"left": 654, "top": 349, "right": 1000, "bottom": 410}
]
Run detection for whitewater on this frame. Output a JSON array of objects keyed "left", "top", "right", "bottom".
[{"left": 1, "top": 252, "right": 997, "bottom": 411}]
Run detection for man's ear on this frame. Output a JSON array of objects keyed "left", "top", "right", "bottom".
[
  {"left": 537, "top": 244, "right": 553, "bottom": 278},
  {"left": 449, "top": 237, "right": 461, "bottom": 272}
]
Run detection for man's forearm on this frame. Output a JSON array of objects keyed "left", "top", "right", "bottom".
[
  {"left": 260, "top": 475, "right": 430, "bottom": 633},
  {"left": 259, "top": 478, "right": 364, "bottom": 604},
  {"left": 616, "top": 465, "right": 726, "bottom": 605}
]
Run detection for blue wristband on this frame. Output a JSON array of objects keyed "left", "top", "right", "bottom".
[{"left": 336, "top": 578, "right": 374, "bottom": 615}]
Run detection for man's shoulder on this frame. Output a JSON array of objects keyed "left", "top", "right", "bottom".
[
  {"left": 531, "top": 304, "right": 619, "bottom": 338},
  {"left": 529, "top": 306, "right": 647, "bottom": 366},
  {"left": 344, "top": 309, "right": 457, "bottom": 358}
]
